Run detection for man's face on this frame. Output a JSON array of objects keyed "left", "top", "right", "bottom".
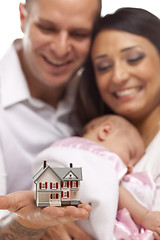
[{"left": 20, "top": 0, "right": 99, "bottom": 88}]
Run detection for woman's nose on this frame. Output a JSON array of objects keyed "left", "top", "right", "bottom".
[{"left": 112, "top": 62, "right": 129, "bottom": 84}]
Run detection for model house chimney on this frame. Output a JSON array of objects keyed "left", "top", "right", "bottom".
[
  {"left": 43, "top": 160, "right": 47, "bottom": 169},
  {"left": 70, "top": 163, "right": 73, "bottom": 168}
]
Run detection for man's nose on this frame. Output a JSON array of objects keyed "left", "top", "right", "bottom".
[{"left": 50, "top": 31, "right": 71, "bottom": 58}]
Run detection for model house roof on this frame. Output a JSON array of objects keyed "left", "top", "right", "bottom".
[{"left": 33, "top": 162, "right": 82, "bottom": 182}]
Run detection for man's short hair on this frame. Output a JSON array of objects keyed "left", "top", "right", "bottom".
[{"left": 25, "top": 0, "right": 102, "bottom": 17}]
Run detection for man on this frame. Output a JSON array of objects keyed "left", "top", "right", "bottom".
[{"left": 0, "top": 0, "right": 101, "bottom": 239}]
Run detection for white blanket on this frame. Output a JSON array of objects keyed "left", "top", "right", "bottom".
[{"left": 34, "top": 137, "right": 120, "bottom": 240}]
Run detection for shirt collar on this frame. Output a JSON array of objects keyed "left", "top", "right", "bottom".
[{"left": 0, "top": 39, "right": 30, "bottom": 108}]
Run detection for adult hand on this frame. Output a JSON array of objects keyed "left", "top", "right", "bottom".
[
  {"left": 0, "top": 190, "right": 91, "bottom": 229},
  {"left": 41, "top": 222, "right": 94, "bottom": 240}
]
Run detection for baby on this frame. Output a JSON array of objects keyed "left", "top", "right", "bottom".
[{"left": 34, "top": 115, "right": 159, "bottom": 240}]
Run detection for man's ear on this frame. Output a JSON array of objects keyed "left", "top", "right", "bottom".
[
  {"left": 19, "top": 3, "right": 27, "bottom": 33},
  {"left": 98, "top": 122, "right": 113, "bottom": 141}
]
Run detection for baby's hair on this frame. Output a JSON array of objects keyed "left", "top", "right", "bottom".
[{"left": 81, "top": 114, "right": 137, "bottom": 137}]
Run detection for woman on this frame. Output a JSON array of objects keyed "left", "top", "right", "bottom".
[
  {"left": 41, "top": 7, "right": 160, "bottom": 240},
  {"left": 76, "top": 7, "right": 160, "bottom": 211}
]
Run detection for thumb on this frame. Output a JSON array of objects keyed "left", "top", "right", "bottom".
[{"left": 0, "top": 191, "right": 34, "bottom": 212}]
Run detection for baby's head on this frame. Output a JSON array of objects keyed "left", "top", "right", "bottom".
[{"left": 82, "top": 115, "right": 145, "bottom": 172}]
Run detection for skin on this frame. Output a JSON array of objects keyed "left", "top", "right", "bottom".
[
  {"left": 55, "top": 28, "right": 160, "bottom": 240},
  {"left": 84, "top": 116, "right": 160, "bottom": 239},
  {"left": 0, "top": 0, "right": 99, "bottom": 239},
  {"left": 119, "top": 186, "right": 160, "bottom": 240},
  {"left": 91, "top": 30, "right": 160, "bottom": 145},
  {"left": 83, "top": 116, "right": 145, "bottom": 172},
  {"left": 19, "top": 0, "right": 99, "bottom": 107},
  {"left": 41, "top": 222, "right": 94, "bottom": 240},
  {"left": 100, "top": 126, "right": 145, "bottom": 173},
  {"left": 0, "top": 191, "right": 91, "bottom": 239}
]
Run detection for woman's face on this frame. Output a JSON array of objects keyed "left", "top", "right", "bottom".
[{"left": 91, "top": 30, "right": 160, "bottom": 121}]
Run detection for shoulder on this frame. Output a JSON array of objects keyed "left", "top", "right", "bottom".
[
  {"left": 147, "top": 131, "right": 160, "bottom": 151},
  {"left": 145, "top": 131, "right": 160, "bottom": 160},
  {"left": 133, "top": 131, "right": 160, "bottom": 178}
]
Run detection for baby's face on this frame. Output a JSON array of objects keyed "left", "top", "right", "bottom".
[{"left": 112, "top": 129, "right": 145, "bottom": 173}]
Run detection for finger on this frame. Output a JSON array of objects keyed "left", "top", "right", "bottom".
[
  {"left": 43, "top": 205, "right": 90, "bottom": 223},
  {"left": 42, "top": 204, "right": 90, "bottom": 221},
  {"left": 44, "top": 225, "right": 72, "bottom": 240},
  {"left": 65, "top": 222, "right": 94, "bottom": 240},
  {"left": 156, "top": 227, "right": 160, "bottom": 235},
  {"left": 0, "top": 192, "right": 91, "bottom": 220},
  {"left": 40, "top": 230, "right": 56, "bottom": 240},
  {"left": 41, "top": 233, "right": 52, "bottom": 240},
  {"left": 65, "top": 205, "right": 90, "bottom": 219},
  {"left": 26, "top": 205, "right": 87, "bottom": 227},
  {"left": 153, "top": 231, "right": 160, "bottom": 240},
  {"left": 18, "top": 206, "right": 66, "bottom": 227},
  {"left": 78, "top": 203, "right": 92, "bottom": 213},
  {"left": 47, "top": 206, "right": 90, "bottom": 225},
  {"left": 42, "top": 206, "right": 66, "bottom": 219},
  {"left": 0, "top": 191, "right": 34, "bottom": 211}
]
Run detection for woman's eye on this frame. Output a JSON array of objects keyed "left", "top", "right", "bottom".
[
  {"left": 127, "top": 55, "right": 145, "bottom": 64},
  {"left": 95, "top": 64, "right": 112, "bottom": 72}
]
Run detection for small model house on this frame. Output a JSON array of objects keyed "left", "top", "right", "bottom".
[{"left": 33, "top": 161, "right": 82, "bottom": 207}]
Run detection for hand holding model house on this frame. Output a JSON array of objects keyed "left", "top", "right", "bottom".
[{"left": 33, "top": 161, "right": 82, "bottom": 207}]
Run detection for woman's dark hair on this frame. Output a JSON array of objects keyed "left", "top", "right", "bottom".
[{"left": 75, "top": 7, "right": 160, "bottom": 126}]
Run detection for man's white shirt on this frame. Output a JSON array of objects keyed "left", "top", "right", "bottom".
[{"left": 0, "top": 39, "right": 80, "bottom": 202}]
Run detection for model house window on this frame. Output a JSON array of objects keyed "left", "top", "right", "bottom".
[
  {"left": 39, "top": 182, "right": 47, "bottom": 189},
  {"left": 72, "top": 181, "right": 78, "bottom": 188},
  {"left": 72, "top": 181, "right": 76, "bottom": 188},
  {"left": 63, "top": 181, "right": 67, "bottom": 188},
  {"left": 72, "top": 191, "right": 77, "bottom": 197},
  {"left": 63, "top": 191, "right": 69, "bottom": 198},
  {"left": 61, "top": 181, "right": 69, "bottom": 188},
  {"left": 63, "top": 191, "right": 67, "bottom": 198},
  {"left": 50, "top": 182, "right": 58, "bottom": 189},
  {"left": 50, "top": 193, "right": 59, "bottom": 199},
  {"left": 63, "top": 181, "right": 69, "bottom": 188}
]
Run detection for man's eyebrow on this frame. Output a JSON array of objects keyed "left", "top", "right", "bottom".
[
  {"left": 70, "top": 28, "right": 92, "bottom": 34},
  {"left": 38, "top": 19, "right": 58, "bottom": 27},
  {"left": 38, "top": 18, "right": 51, "bottom": 23},
  {"left": 38, "top": 19, "right": 92, "bottom": 33}
]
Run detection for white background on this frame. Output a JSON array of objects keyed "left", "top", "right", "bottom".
[{"left": 0, "top": 0, "right": 159, "bottom": 59}]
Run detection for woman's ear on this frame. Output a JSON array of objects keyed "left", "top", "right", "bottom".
[
  {"left": 98, "top": 122, "right": 113, "bottom": 141},
  {"left": 19, "top": 3, "right": 27, "bottom": 33}
]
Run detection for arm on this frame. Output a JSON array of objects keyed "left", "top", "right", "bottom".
[
  {"left": 119, "top": 185, "right": 160, "bottom": 239},
  {"left": 0, "top": 191, "right": 91, "bottom": 240},
  {"left": 0, "top": 213, "right": 46, "bottom": 240},
  {"left": 119, "top": 185, "right": 148, "bottom": 225}
]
